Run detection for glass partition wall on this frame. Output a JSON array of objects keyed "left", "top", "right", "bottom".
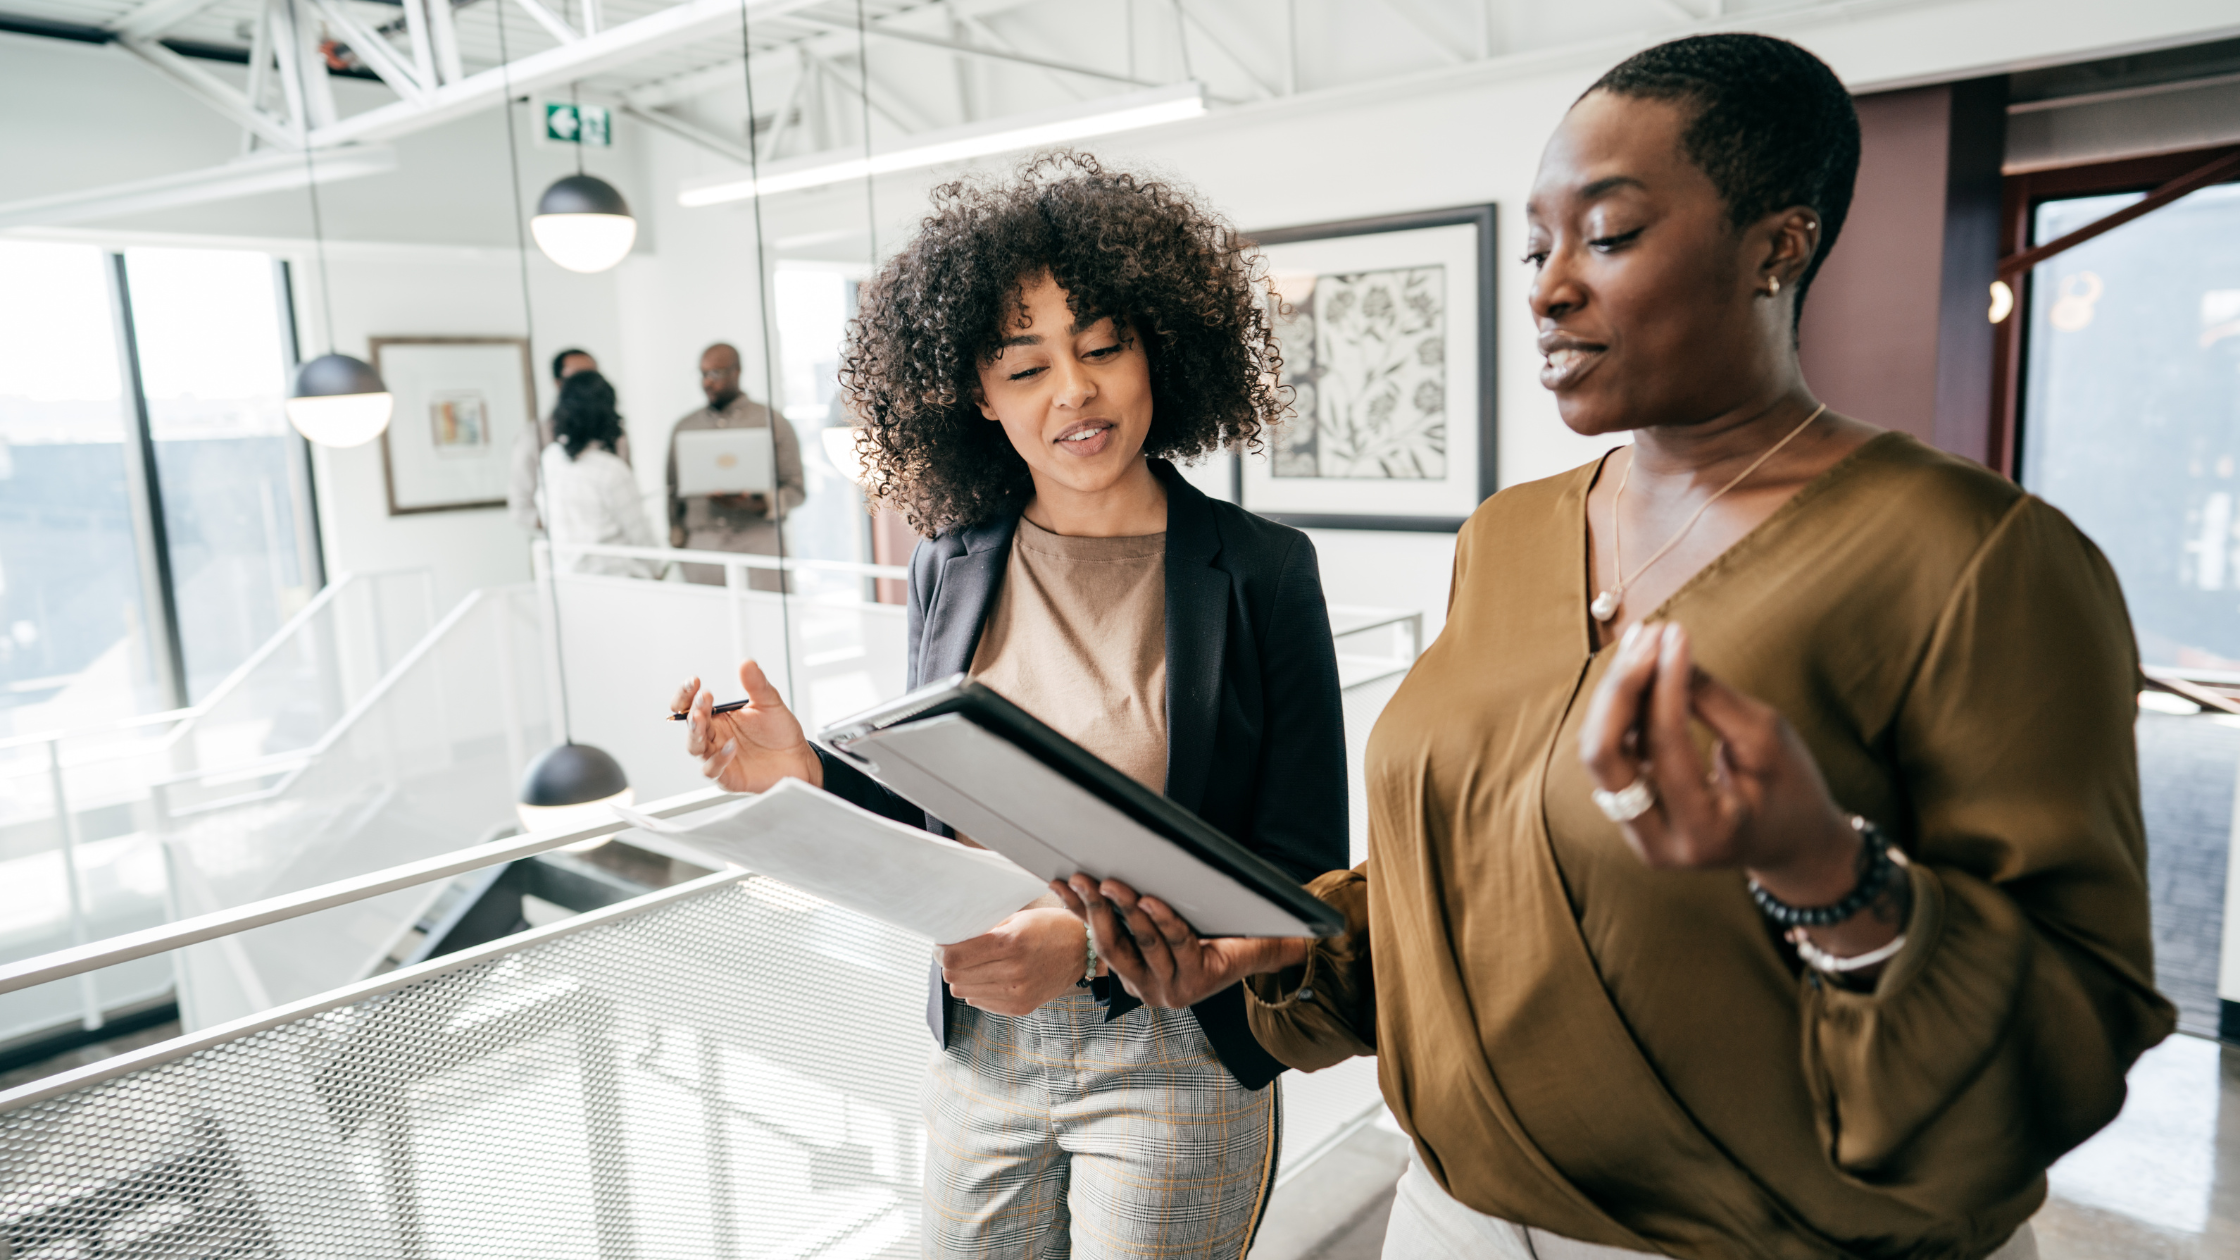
[
  {"left": 2014, "top": 162, "right": 2240, "bottom": 1040},
  {"left": 2018, "top": 180, "right": 2240, "bottom": 671},
  {"left": 0, "top": 241, "right": 320, "bottom": 734}
]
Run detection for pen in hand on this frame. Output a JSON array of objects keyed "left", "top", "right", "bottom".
[{"left": 668, "top": 699, "right": 750, "bottom": 722}]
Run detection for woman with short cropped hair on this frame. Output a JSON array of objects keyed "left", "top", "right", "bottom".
[
  {"left": 1066, "top": 35, "right": 2172, "bottom": 1260},
  {"left": 671, "top": 151, "right": 1347, "bottom": 1258}
]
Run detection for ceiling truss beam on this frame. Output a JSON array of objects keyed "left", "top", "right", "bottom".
[
  {"left": 1171, "top": 0, "right": 1278, "bottom": 100},
  {"left": 308, "top": 0, "right": 428, "bottom": 101},
  {"left": 107, "top": 0, "right": 231, "bottom": 42},
  {"left": 119, "top": 35, "right": 300, "bottom": 147},
  {"left": 776, "top": 12, "right": 1159, "bottom": 91},
  {"left": 618, "top": 102, "right": 756, "bottom": 165},
  {"left": 303, "top": 0, "right": 833, "bottom": 148},
  {"left": 799, "top": 41, "right": 934, "bottom": 133}
]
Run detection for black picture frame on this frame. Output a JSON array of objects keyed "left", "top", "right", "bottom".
[{"left": 1234, "top": 203, "right": 1498, "bottom": 533}]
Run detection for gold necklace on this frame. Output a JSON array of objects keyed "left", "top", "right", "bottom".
[{"left": 1590, "top": 403, "right": 1829, "bottom": 624}]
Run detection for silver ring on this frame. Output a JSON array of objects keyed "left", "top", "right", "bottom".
[{"left": 1592, "top": 774, "right": 1656, "bottom": 823}]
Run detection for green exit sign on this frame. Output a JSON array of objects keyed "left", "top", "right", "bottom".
[{"left": 541, "top": 102, "right": 612, "bottom": 147}]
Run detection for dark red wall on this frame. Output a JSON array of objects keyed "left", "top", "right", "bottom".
[{"left": 1799, "top": 79, "right": 2006, "bottom": 465}]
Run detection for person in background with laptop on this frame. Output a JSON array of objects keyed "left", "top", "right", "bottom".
[
  {"left": 667, "top": 152, "right": 1347, "bottom": 1257},
  {"left": 665, "top": 341, "right": 804, "bottom": 592},
  {"left": 509, "top": 346, "right": 626, "bottom": 533}
]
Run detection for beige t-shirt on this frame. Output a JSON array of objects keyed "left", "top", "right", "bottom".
[{"left": 969, "top": 517, "right": 1168, "bottom": 791}]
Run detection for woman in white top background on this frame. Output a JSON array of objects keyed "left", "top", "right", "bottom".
[{"left": 539, "top": 370, "right": 660, "bottom": 578}]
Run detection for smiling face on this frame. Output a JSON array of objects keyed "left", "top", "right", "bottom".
[
  {"left": 974, "top": 273, "right": 1157, "bottom": 502},
  {"left": 1525, "top": 90, "right": 1811, "bottom": 436}
]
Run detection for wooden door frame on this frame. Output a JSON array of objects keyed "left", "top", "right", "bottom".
[{"left": 1992, "top": 143, "right": 2240, "bottom": 479}]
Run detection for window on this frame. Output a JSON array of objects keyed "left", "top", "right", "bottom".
[
  {"left": 126, "top": 248, "right": 320, "bottom": 700},
  {"left": 0, "top": 242, "right": 321, "bottom": 735},
  {"left": 772, "top": 265, "right": 868, "bottom": 599},
  {"left": 0, "top": 243, "right": 166, "bottom": 727},
  {"left": 2018, "top": 180, "right": 2240, "bottom": 671}
]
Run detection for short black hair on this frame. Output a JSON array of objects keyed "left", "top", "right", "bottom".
[
  {"left": 1587, "top": 34, "right": 1860, "bottom": 319},
  {"left": 551, "top": 347, "right": 594, "bottom": 381},
  {"left": 552, "top": 370, "right": 624, "bottom": 459}
]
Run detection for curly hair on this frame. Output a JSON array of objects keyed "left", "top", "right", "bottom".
[
  {"left": 1587, "top": 34, "right": 1861, "bottom": 322},
  {"left": 552, "top": 370, "right": 624, "bottom": 459},
  {"left": 839, "top": 151, "right": 1286, "bottom": 536}
]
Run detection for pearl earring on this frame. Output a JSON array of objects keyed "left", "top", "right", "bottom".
[{"left": 1767, "top": 277, "right": 1782, "bottom": 296}]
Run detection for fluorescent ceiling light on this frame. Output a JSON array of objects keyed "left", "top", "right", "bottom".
[
  {"left": 0, "top": 145, "right": 397, "bottom": 232},
  {"left": 678, "top": 82, "right": 1206, "bottom": 207}
]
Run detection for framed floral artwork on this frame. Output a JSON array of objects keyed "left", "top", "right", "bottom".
[
  {"left": 370, "top": 336, "right": 535, "bottom": 515},
  {"left": 1237, "top": 204, "right": 1496, "bottom": 531}
]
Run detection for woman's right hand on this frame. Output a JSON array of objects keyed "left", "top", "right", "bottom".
[
  {"left": 1054, "top": 876, "right": 1308, "bottom": 1009},
  {"left": 670, "top": 660, "right": 824, "bottom": 793}
]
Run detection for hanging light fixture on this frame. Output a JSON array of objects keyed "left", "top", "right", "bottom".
[
  {"left": 287, "top": 351, "right": 393, "bottom": 447},
  {"left": 517, "top": 741, "right": 634, "bottom": 835},
  {"left": 495, "top": 23, "right": 632, "bottom": 839},
  {"left": 281, "top": 0, "right": 392, "bottom": 447},
  {"left": 532, "top": 173, "right": 638, "bottom": 273}
]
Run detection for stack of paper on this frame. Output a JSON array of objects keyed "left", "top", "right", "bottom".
[{"left": 613, "top": 778, "right": 1049, "bottom": 943}]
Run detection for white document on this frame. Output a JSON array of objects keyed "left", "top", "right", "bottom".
[
  {"left": 830, "top": 714, "right": 1325, "bottom": 937},
  {"left": 674, "top": 427, "right": 776, "bottom": 497},
  {"left": 612, "top": 778, "right": 1048, "bottom": 943}
]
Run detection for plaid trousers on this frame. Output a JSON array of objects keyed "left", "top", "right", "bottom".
[{"left": 922, "top": 991, "right": 1281, "bottom": 1259}]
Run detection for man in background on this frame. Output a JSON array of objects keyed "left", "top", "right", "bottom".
[
  {"left": 510, "top": 347, "right": 631, "bottom": 533},
  {"left": 666, "top": 342, "right": 804, "bottom": 590}
]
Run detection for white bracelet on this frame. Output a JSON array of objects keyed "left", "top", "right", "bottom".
[
  {"left": 1787, "top": 926, "right": 1907, "bottom": 974},
  {"left": 1083, "top": 922, "right": 1098, "bottom": 986}
]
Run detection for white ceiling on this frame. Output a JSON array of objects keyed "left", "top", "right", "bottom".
[{"left": 1, "top": 0, "right": 1875, "bottom": 168}]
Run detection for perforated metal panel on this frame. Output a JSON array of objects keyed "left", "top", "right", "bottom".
[{"left": 0, "top": 876, "right": 932, "bottom": 1259}]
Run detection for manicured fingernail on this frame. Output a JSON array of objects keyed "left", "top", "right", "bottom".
[
  {"left": 722, "top": 740, "right": 737, "bottom": 755},
  {"left": 1619, "top": 622, "right": 1641, "bottom": 651}
]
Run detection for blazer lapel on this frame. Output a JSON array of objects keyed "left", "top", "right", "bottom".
[
  {"left": 1160, "top": 466, "right": 1228, "bottom": 813},
  {"left": 917, "top": 513, "right": 1017, "bottom": 684}
]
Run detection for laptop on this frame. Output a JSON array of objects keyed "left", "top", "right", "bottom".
[{"left": 674, "top": 427, "right": 776, "bottom": 497}]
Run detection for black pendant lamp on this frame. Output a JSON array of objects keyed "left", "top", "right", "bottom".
[
  {"left": 287, "top": 351, "right": 393, "bottom": 448},
  {"left": 492, "top": 31, "right": 633, "bottom": 836},
  {"left": 532, "top": 173, "right": 637, "bottom": 273},
  {"left": 281, "top": 0, "right": 391, "bottom": 447},
  {"left": 516, "top": 740, "right": 633, "bottom": 835}
]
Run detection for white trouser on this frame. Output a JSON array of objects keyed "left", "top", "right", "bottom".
[{"left": 1381, "top": 1160, "right": 2040, "bottom": 1259}]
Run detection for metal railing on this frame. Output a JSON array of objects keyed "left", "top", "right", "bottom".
[
  {"left": 0, "top": 562, "right": 1428, "bottom": 1252},
  {"left": 0, "top": 569, "right": 436, "bottom": 1039}
]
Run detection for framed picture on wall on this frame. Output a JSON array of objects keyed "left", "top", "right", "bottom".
[
  {"left": 1237, "top": 204, "right": 1496, "bottom": 532},
  {"left": 369, "top": 336, "right": 536, "bottom": 515}
]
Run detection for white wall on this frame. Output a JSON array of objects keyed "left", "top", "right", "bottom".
[{"left": 295, "top": 246, "right": 627, "bottom": 611}]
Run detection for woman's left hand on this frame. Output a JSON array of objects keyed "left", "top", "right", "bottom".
[
  {"left": 1579, "top": 622, "right": 1864, "bottom": 909},
  {"left": 936, "top": 908, "right": 1090, "bottom": 1016}
]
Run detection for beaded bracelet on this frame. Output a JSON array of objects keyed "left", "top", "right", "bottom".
[{"left": 1746, "top": 815, "right": 1898, "bottom": 929}]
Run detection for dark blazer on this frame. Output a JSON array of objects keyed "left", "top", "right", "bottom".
[{"left": 816, "top": 459, "right": 1348, "bottom": 1091}]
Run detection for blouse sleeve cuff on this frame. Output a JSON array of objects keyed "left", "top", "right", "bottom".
[
  {"left": 1245, "top": 945, "right": 1323, "bottom": 1011},
  {"left": 1803, "top": 863, "right": 2033, "bottom": 1173}
]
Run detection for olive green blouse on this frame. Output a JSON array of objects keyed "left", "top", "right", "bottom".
[{"left": 1247, "top": 433, "right": 2175, "bottom": 1260}]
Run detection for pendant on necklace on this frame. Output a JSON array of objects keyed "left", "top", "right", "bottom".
[{"left": 1590, "top": 590, "right": 1619, "bottom": 622}]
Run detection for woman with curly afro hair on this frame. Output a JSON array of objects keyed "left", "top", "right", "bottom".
[{"left": 670, "top": 151, "right": 1348, "bottom": 1255}]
